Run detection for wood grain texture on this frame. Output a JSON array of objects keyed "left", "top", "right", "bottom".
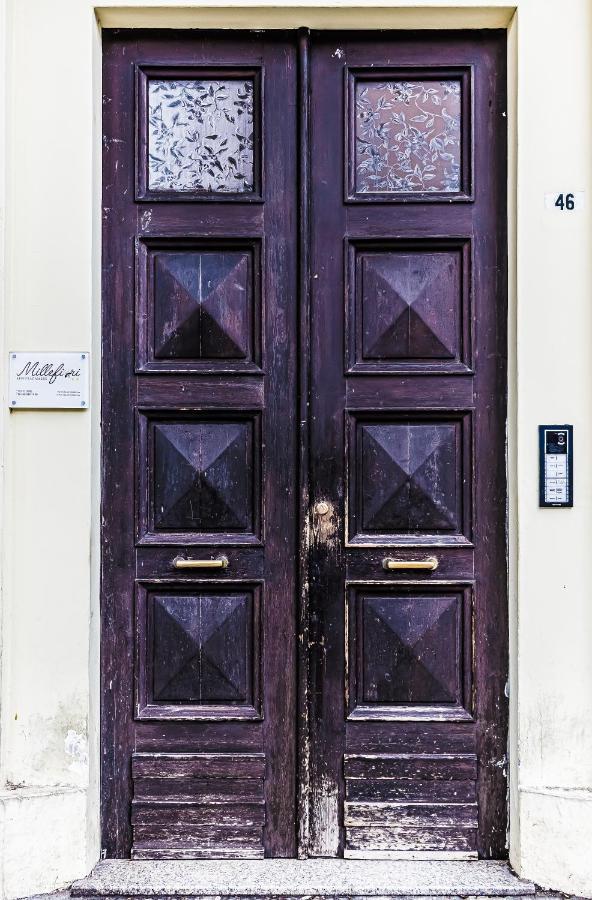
[
  {"left": 132, "top": 803, "right": 266, "bottom": 826},
  {"left": 344, "top": 754, "right": 478, "bottom": 781},
  {"left": 132, "top": 753, "right": 265, "bottom": 779},
  {"left": 133, "top": 825, "right": 264, "bottom": 845},
  {"left": 345, "top": 826, "right": 477, "bottom": 853},
  {"left": 133, "top": 778, "right": 265, "bottom": 804},
  {"left": 296, "top": 27, "right": 313, "bottom": 858},
  {"left": 346, "top": 779, "right": 477, "bottom": 803},
  {"left": 132, "top": 847, "right": 265, "bottom": 860},
  {"left": 131, "top": 752, "right": 265, "bottom": 855},
  {"left": 344, "top": 803, "right": 478, "bottom": 827}
]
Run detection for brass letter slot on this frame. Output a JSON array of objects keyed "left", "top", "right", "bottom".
[
  {"left": 382, "top": 556, "right": 438, "bottom": 572},
  {"left": 172, "top": 556, "right": 229, "bottom": 570}
]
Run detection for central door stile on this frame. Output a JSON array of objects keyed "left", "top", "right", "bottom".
[{"left": 297, "top": 27, "right": 313, "bottom": 860}]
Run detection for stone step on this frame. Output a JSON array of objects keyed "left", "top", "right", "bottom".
[{"left": 71, "top": 860, "right": 536, "bottom": 898}]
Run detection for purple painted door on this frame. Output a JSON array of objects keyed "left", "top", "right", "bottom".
[
  {"left": 102, "top": 29, "right": 507, "bottom": 860},
  {"left": 102, "top": 31, "right": 299, "bottom": 859},
  {"left": 304, "top": 32, "right": 507, "bottom": 859}
]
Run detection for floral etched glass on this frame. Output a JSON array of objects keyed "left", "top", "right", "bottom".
[
  {"left": 148, "top": 79, "right": 255, "bottom": 193},
  {"left": 355, "top": 79, "right": 461, "bottom": 194}
]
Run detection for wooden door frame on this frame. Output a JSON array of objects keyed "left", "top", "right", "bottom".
[{"left": 99, "top": 23, "right": 510, "bottom": 860}]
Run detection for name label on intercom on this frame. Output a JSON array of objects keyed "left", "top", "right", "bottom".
[{"left": 539, "top": 425, "right": 573, "bottom": 508}]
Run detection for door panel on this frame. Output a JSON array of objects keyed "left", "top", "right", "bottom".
[
  {"left": 102, "top": 31, "right": 298, "bottom": 859},
  {"left": 348, "top": 239, "right": 471, "bottom": 375},
  {"left": 306, "top": 32, "right": 507, "bottom": 859},
  {"left": 136, "top": 238, "right": 262, "bottom": 374}
]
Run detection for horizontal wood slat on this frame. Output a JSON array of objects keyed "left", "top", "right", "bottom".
[
  {"left": 346, "top": 779, "right": 477, "bottom": 803},
  {"left": 132, "top": 802, "right": 265, "bottom": 826},
  {"left": 343, "top": 754, "right": 478, "bottom": 858},
  {"left": 345, "top": 722, "right": 477, "bottom": 755},
  {"left": 131, "top": 753, "right": 265, "bottom": 858},
  {"left": 344, "top": 802, "right": 478, "bottom": 828},
  {"left": 345, "top": 826, "right": 477, "bottom": 853},
  {"left": 132, "top": 752, "right": 265, "bottom": 779},
  {"left": 133, "top": 824, "right": 263, "bottom": 846},
  {"left": 132, "top": 846, "right": 264, "bottom": 860},
  {"left": 133, "top": 777, "right": 264, "bottom": 803},
  {"left": 344, "top": 753, "right": 478, "bottom": 781}
]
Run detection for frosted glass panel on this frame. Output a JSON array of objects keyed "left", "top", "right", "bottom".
[
  {"left": 148, "top": 79, "right": 255, "bottom": 193},
  {"left": 355, "top": 80, "right": 461, "bottom": 194}
]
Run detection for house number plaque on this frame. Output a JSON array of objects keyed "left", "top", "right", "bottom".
[{"left": 8, "top": 351, "right": 90, "bottom": 409}]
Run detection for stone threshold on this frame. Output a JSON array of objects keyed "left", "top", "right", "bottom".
[{"left": 70, "top": 859, "right": 536, "bottom": 898}]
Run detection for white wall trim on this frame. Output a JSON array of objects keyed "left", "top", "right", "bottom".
[{"left": 3, "top": 2, "right": 592, "bottom": 898}]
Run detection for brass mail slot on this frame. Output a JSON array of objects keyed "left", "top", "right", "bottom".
[
  {"left": 172, "top": 556, "right": 229, "bottom": 570},
  {"left": 382, "top": 556, "right": 439, "bottom": 572}
]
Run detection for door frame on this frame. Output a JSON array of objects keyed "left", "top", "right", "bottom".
[{"left": 96, "top": 7, "right": 518, "bottom": 862}]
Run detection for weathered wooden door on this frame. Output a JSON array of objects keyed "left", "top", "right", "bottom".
[
  {"left": 102, "top": 31, "right": 299, "bottom": 859},
  {"left": 102, "top": 29, "right": 507, "bottom": 860},
  {"left": 304, "top": 32, "right": 507, "bottom": 859}
]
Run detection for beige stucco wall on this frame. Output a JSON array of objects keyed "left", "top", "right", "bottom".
[{"left": 0, "top": 1, "right": 591, "bottom": 897}]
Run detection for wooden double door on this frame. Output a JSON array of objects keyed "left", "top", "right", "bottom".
[{"left": 102, "top": 29, "right": 507, "bottom": 860}]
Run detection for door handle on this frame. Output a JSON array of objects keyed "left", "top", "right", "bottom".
[
  {"left": 382, "top": 556, "right": 438, "bottom": 571},
  {"left": 172, "top": 556, "right": 229, "bottom": 570}
]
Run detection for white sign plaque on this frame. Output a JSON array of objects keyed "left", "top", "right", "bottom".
[{"left": 9, "top": 352, "right": 89, "bottom": 409}]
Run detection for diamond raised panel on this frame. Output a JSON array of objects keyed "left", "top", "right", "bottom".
[
  {"left": 137, "top": 240, "right": 261, "bottom": 374},
  {"left": 154, "top": 250, "right": 252, "bottom": 361},
  {"left": 153, "top": 419, "right": 254, "bottom": 533},
  {"left": 137, "top": 412, "right": 261, "bottom": 545},
  {"left": 359, "top": 420, "right": 459, "bottom": 534},
  {"left": 361, "top": 594, "right": 459, "bottom": 704},
  {"left": 348, "top": 413, "right": 471, "bottom": 545},
  {"left": 351, "top": 245, "right": 467, "bottom": 373},
  {"left": 354, "top": 78, "right": 462, "bottom": 195},
  {"left": 347, "top": 586, "right": 472, "bottom": 720},
  {"left": 155, "top": 252, "right": 250, "bottom": 362},
  {"left": 153, "top": 592, "right": 250, "bottom": 703},
  {"left": 136, "top": 584, "right": 261, "bottom": 720},
  {"left": 148, "top": 78, "right": 255, "bottom": 194}
]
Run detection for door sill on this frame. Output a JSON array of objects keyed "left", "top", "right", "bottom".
[{"left": 72, "top": 859, "right": 534, "bottom": 898}]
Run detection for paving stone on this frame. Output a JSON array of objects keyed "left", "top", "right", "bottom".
[{"left": 18, "top": 892, "right": 71, "bottom": 900}]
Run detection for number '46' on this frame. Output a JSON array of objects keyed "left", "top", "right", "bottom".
[{"left": 555, "top": 193, "right": 575, "bottom": 210}]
